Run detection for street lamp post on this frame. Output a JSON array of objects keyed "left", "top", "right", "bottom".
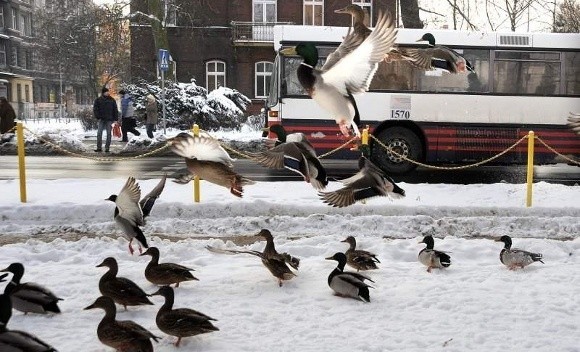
[{"left": 59, "top": 62, "right": 63, "bottom": 120}]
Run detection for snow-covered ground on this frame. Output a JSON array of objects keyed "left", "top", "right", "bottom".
[{"left": 1, "top": 176, "right": 579, "bottom": 351}]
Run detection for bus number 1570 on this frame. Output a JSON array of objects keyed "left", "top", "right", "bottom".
[{"left": 391, "top": 109, "right": 411, "bottom": 119}]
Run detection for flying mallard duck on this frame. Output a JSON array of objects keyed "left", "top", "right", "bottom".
[
  {"left": 85, "top": 296, "right": 159, "bottom": 352},
  {"left": 170, "top": 133, "right": 255, "bottom": 197},
  {"left": 106, "top": 175, "right": 166, "bottom": 255},
  {"left": 140, "top": 247, "right": 199, "bottom": 288},
  {"left": 0, "top": 263, "right": 63, "bottom": 315},
  {"left": 568, "top": 112, "right": 580, "bottom": 135},
  {"left": 325, "top": 252, "right": 374, "bottom": 302},
  {"left": 341, "top": 236, "right": 380, "bottom": 271},
  {"left": 495, "top": 235, "right": 544, "bottom": 270},
  {"left": 418, "top": 235, "right": 451, "bottom": 273},
  {"left": 319, "top": 156, "right": 405, "bottom": 207},
  {"left": 0, "top": 289, "right": 58, "bottom": 352},
  {"left": 280, "top": 11, "right": 397, "bottom": 137},
  {"left": 96, "top": 257, "right": 154, "bottom": 310},
  {"left": 405, "top": 33, "right": 475, "bottom": 74},
  {"left": 150, "top": 286, "right": 219, "bottom": 347},
  {"left": 253, "top": 125, "right": 328, "bottom": 190},
  {"left": 206, "top": 229, "right": 300, "bottom": 287}
]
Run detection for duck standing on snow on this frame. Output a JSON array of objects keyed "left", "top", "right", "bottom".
[
  {"left": 0, "top": 263, "right": 63, "bottom": 314},
  {"left": 206, "top": 229, "right": 300, "bottom": 287},
  {"left": 496, "top": 235, "right": 544, "bottom": 270},
  {"left": 140, "top": 247, "right": 199, "bottom": 288},
  {"left": 106, "top": 175, "right": 166, "bottom": 255},
  {"left": 325, "top": 252, "right": 374, "bottom": 302},
  {"left": 319, "top": 156, "right": 405, "bottom": 207},
  {"left": 253, "top": 125, "right": 328, "bottom": 190},
  {"left": 0, "top": 287, "right": 58, "bottom": 352},
  {"left": 405, "top": 33, "right": 474, "bottom": 74},
  {"left": 418, "top": 235, "right": 451, "bottom": 273},
  {"left": 150, "top": 286, "right": 219, "bottom": 347},
  {"left": 170, "top": 133, "right": 255, "bottom": 197},
  {"left": 341, "top": 236, "right": 380, "bottom": 271},
  {"left": 280, "top": 11, "right": 397, "bottom": 137},
  {"left": 96, "top": 257, "right": 154, "bottom": 310},
  {"left": 85, "top": 296, "right": 159, "bottom": 352}
]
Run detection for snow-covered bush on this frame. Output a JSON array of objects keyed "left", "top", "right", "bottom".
[
  {"left": 75, "top": 108, "right": 98, "bottom": 131},
  {"left": 121, "top": 79, "right": 251, "bottom": 131}
]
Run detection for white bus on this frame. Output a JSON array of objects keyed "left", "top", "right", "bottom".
[{"left": 265, "top": 25, "right": 580, "bottom": 174}]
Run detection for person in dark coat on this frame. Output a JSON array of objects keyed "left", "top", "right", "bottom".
[
  {"left": 0, "top": 97, "right": 16, "bottom": 134},
  {"left": 93, "top": 87, "right": 119, "bottom": 152},
  {"left": 119, "top": 89, "right": 141, "bottom": 142},
  {"left": 145, "top": 94, "right": 158, "bottom": 138}
]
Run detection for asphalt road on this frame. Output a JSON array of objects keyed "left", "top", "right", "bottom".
[{"left": 0, "top": 155, "right": 578, "bottom": 184}]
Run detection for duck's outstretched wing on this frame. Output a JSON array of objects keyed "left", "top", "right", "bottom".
[
  {"left": 116, "top": 177, "right": 144, "bottom": 226},
  {"left": 205, "top": 245, "right": 265, "bottom": 259},
  {"left": 568, "top": 112, "right": 580, "bottom": 135},
  {"left": 322, "top": 11, "right": 397, "bottom": 95},
  {"left": 171, "top": 133, "right": 234, "bottom": 166},
  {"left": 322, "top": 26, "right": 366, "bottom": 71},
  {"left": 140, "top": 174, "right": 166, "bottom": 218}
]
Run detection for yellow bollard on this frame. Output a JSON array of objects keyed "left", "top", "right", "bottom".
[
  {"left": 192, "top": 124, "right": 200, "bottom": 203},
  {"left": 16, "top": 121, "right": 27, "bottom": 203},
  {"left": 525, "top": 131, "right": 535, "bottom": 207}
]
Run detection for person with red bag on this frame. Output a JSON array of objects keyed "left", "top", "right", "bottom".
[{"left": 93, "top": 87, "right": 119, "bottom": 153}]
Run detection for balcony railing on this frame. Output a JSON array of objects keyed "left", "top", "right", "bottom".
[{"left": 231, "top": 21, "right": 293, "bottom": 45}]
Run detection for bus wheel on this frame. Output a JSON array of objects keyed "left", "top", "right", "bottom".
[{"left": 370, "top": 127, "right": 423, "bottom": 175}]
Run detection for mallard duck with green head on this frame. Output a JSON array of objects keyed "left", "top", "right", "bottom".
[
  {"left": 140, "top": 247, "right": 199, "bottom": 288},
  {"left": 84, "top": 296, "right": 159, "bottom": 352},
  {"left": 325, "top": 252, "right": 374, "bottom": 302},
  {"left": 418, "top": 235, "right": 451, "bottom": 272},
  {"left": 0, "top": 263, "right": 63, "bottom": 315},
  {"left": 254, "top": 125, "right": 328, "bottom": 190},
  {"left": 206, "top": 229, "right": 300, "bottom": 287},
  {"left": 0, "top": 286, "right": 58, "bottom": 352},
  {"left": 341, "top": 236, "right": 380, "bottom": 271},
  {"left": 97, "top": 257, "right": 154, "bottom": 310},
  {"left": 319, "top": 156, "right": 405, "bottom": 207},
  {"left": 170, "top": 133, "right": 255, "bottom": 197},
  {"left": 406, "top": 33, "right": 475, "bottom": 73},
  {"left": 495, "top": 235, "right": 544, "bottom": 270},
  {"left": 150, "top": 286, "right": 219, "bottom": 347},
  {"left": 281, "top": 11, "right": 397, "bottom": 137}
]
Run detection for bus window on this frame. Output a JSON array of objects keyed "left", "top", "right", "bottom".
[
  {"left": 565, "top": 52, "right": 580, "bottom": 95},
  {"left": 493, "top": 51, "right": 561, "bottom": 95},
  {"left": 282, "top": 55, "right": 325, "bottom": 96}
]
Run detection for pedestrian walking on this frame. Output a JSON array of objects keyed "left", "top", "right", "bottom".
[
  {"left": 119, "top": 89, "right": 141, "bottom": 142},
  {"left": 0, "top": 97, "right": 16, "bottom": 134},
  {"left": 145, "top": 94, "right": 158, "bottom": 139},
  {"left": 93, "top": 87, "right": 119, "bottom": 152}
]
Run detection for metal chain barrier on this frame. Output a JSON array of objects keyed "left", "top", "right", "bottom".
[
  {"left": 22, "top": 125, "right": 170, "bottom": 162},
  {"left": 370, "top": 134, "right": 529, "bottom": 170},
  {"left": 535, "top": 136, "right": 580, "bottom": 166}
]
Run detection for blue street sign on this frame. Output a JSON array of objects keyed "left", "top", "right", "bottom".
[{"left": 158, "top": 49, "right": 170, "bottom": 72}]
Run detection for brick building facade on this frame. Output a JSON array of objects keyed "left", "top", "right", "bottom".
[{"left": 130, "top": 0, "right": 396, "bottom": 114}]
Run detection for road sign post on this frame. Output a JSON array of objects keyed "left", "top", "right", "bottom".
[{"left": 158, "top": 49, "right": 170, "bottom": 135}]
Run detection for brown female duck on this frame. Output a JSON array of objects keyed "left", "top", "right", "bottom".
[
  {"left": 0, "top": 262, "right": 63, "bottom": 314},
  {"left": 140, "top": 247, "right": 198, "bottom": 287},
  {"left": 84, "top": 296, "right": 159, "bottom": 352},
  {"left": 150, "top": 286, "right": 218, "bottom": 347},
  {"left": 206, "top": 229, "right": 300, "bottom": 287},
  {"left": 341, "top": 236, "right": 380, "bottom": 271},
  {"left": 97, "top": 257, "right": 153, "bottom": 310}
]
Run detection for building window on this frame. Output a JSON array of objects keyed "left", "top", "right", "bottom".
[
  {"left": 304, "top": 0, "right": 323, "bottom": 25},
  {"left": 11, "top": 8, "right": 18, "bottom": 30},
  {"left": 255, "top": 61, "right": 273, "bottom": 98},
  {"left": 0, "top": 8, "right": 4, "bottom": 28},
  {"left": 20, "top": 13, "right": 31, "bottom": 36},
  {"left": 11, "top": 46, "right": 17, "bottom": 66},
  {"left": 352, "top": 0, "right": 372, "bottom": 26},
  {"left": 166, "top": 0, "right": 178, "bottom": 26},
  {"left": 206, "top": 60, "right": 226, "bottom": 91},
  {"left": 0, "top": 42, "right": 6, "bottom": 67},
  {"left": 253, "top": 0, "right": 276, "bottom": 22},
  {"left": 25, "top": 84, "right": 30, "bottom": 103}
]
